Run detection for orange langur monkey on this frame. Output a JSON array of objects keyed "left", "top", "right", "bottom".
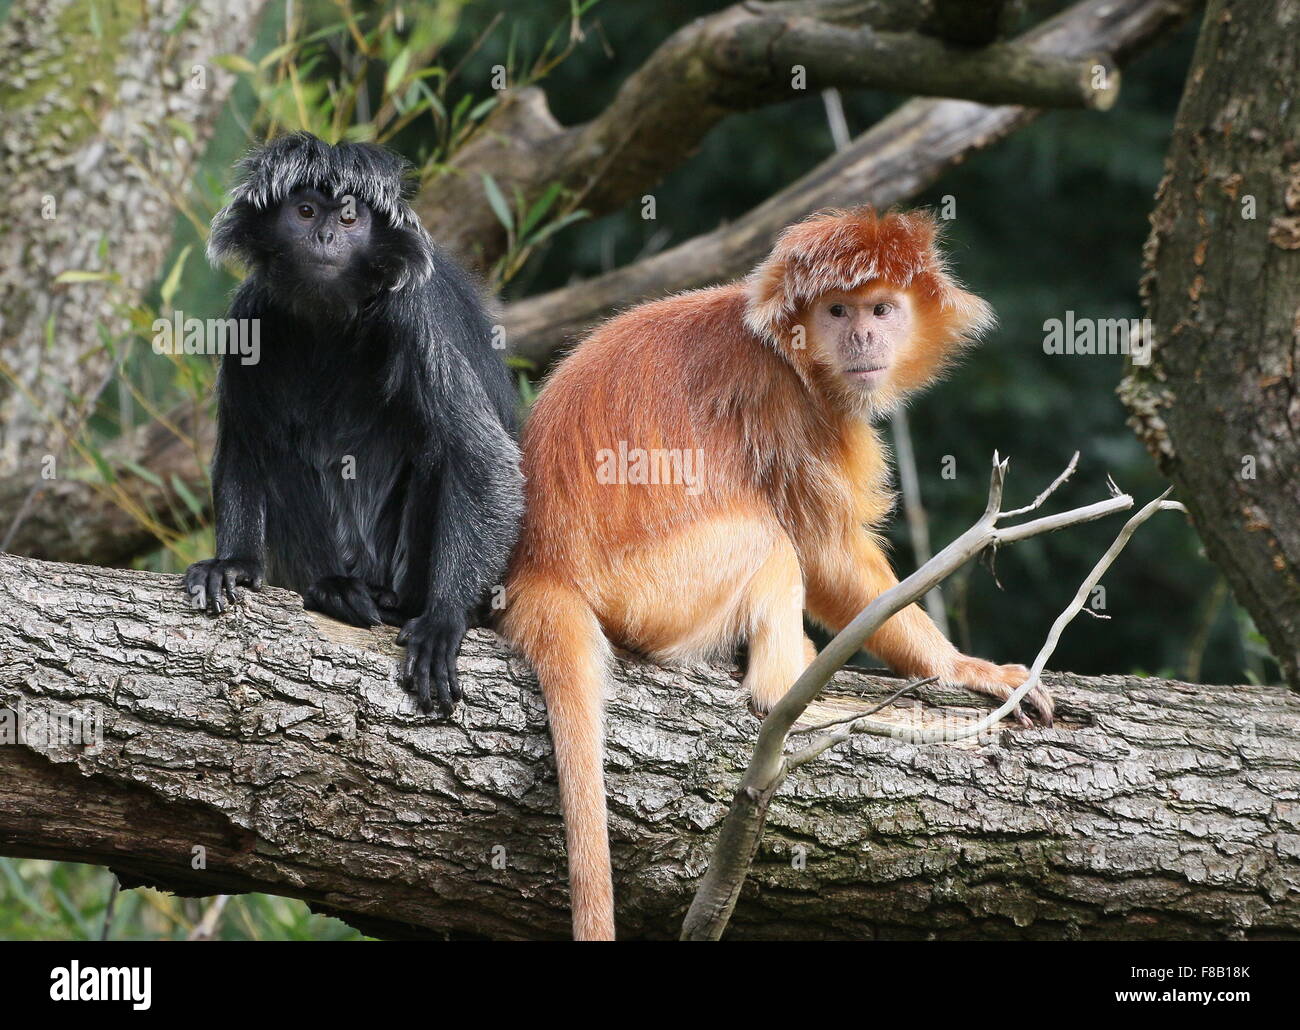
[{"left": 501, "top": 207, "right": 1051, "bottom": 941}]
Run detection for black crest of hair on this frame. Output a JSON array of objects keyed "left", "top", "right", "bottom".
[{"left": 189, "top": 131, "right": 523, "bottom": 713}]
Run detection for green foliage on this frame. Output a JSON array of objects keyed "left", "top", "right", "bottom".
[{"left": 0, "top": 859, "right": 365, "bottom": 941}]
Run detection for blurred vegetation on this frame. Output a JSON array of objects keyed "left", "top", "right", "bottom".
[
  {"left": 4, "top": 0, "right": 1278, "bottom": 939},
  {"left": 0, "top": 858, "right": 364, "bottom": 940}
]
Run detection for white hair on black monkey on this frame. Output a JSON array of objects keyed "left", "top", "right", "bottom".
[{"left": 208, "top": 131, "right": 437, "bottom": 290}]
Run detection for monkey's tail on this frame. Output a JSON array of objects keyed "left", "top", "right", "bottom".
[{"left": 501, "top": 577, "right": 615, "bottom": 941}]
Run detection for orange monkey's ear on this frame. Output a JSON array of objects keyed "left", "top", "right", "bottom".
[{"left": 743, "top": 206, "right": 993, "bottom": 358}]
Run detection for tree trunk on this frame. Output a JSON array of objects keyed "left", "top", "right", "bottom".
[
  {"left": 0, "top": 0, "right": 267, "bottom": 475},
  {"left": 1121, "top": 0, "right": 1300, "bottom": 688},
  {"left": 1, "top": 552, "right": 1297, "bottom": 940}
]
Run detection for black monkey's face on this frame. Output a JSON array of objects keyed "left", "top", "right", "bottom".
[{"left": 273, "top": 188, "right": 373, "bottom": 282}]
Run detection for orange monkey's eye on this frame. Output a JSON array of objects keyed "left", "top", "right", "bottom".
[
  {"left": 297, "top": 204, "right": 315, "bottom": 219},
  {"left": 829, "top": 304, "right": 847, "bottom": 318},
  {"left": 873, "top": 303, "right": 893, "bottom": 317}
]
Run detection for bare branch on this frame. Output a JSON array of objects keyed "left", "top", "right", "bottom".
[
  {"left": 422, "top": 0, "right": 1131, "bottom": 267},
  {"left": 679, "top": 455, "right": 1183, "bottom": 940},
  {"left": 505, "top": 0, "right": 1199, "bottom": 364},
  {"left": 1000, "top": 450, "right": 1080, "bottom": 518}
]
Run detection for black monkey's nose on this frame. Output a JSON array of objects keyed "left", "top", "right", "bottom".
[{"left": 316, "top": 229, "right": 335, "bottom": 244}]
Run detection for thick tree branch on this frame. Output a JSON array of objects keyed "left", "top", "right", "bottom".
[
  {"left": 2, "top": 552, "right": 1298, "bottom": 940},
  {"left": 505, "top": 0, "right": 1198, "bottom": 364},
  {"left": 0, "top": 0, "right": 268, "bottom": 477},
  {"left": 1121, "top": 0, "right": 1300, "bottom": 690},
  {"left": 422, "top": 0, "right": 1127, "bottom": 266}
]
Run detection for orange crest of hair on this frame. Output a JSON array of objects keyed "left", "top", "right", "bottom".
[{"left": 743, "top": 206, "right": 995, "bottom": 395}]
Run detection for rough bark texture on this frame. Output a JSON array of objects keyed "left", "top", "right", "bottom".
[
  {"left": 0, "top": 0, "right": 267, "bottom": 479},
  {"left": 1120, "top": 0, "right": 1300, "bottom": 689},
  {"left": 2, "top": 552, "right": 1297, "bottom": 940}
]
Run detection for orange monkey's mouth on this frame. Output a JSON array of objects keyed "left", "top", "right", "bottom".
[{"left": 845, "top": 365, "right": 886, "bottom": 381}]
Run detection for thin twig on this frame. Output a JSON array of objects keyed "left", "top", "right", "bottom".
[
  {"left": 1000, "top": 450, "right": 1079, "bottom": 517},
  {"left": 788, "top": 677, "right": 931, "bottom": 736}
]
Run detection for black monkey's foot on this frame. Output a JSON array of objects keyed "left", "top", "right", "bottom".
[
  {"left": 185, "top": 558, "right": 265, "bottom": 615},
  {"left": 305, "top": 576, "right": 403, "bottom": 628},
  {"left": 396, "top": 610, "right": 469, "bottom": 714}
]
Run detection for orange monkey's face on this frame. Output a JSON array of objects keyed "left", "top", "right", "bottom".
[{"left": 804, "top": 283, "right": 912, "bottom": 396}]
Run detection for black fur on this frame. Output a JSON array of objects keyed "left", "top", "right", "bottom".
[{"left": 187, "top": 133, "right": 523, "bottom": 712}]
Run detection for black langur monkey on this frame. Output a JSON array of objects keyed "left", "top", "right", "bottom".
[{"left": 186, "top": 132, "right": 522, "bottom": 712}]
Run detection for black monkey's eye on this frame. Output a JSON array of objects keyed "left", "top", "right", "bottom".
[
  {"left": 829, "top": 304, "right": 847, "bottom": 318},
  {"left": 339, "top": 211, "right": 357, "bottom": 226},
  {"left": 873, "top": 303, "right": 893, "bottom": 317},
  {"left": 297, "top": 204, "right": 315, "bottom": 219}
]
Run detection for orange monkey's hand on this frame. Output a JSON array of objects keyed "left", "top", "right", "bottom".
[{"left": 949, "top": 656, "right": 1052, "bottom": 727}]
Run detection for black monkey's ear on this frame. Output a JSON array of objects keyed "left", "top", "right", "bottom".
[{"left": 208, "top": 132, "right": 437, "bottom": 288}]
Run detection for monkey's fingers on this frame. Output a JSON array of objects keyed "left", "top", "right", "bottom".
[
  {"left": 206, "top": 566, "right": 229, "bottom": 615},
  {"left": 305, "top": 577, "right": 382, "bottom": 627},
  {"left": 431, "top": 632, "right": 457, "bottom": 711},
  {"left": 222, "top": 567, "right": 243, "bottom": 606},
  {"left": 949, "top": 658, "right": 1052, "bottom": 728},
  {"left": 340, "top": 580, "right": 384, "bottom": 627},
  {"left": 370, "top": 587, "right": 407, "bottom": 627},
  {"left": 184, "top": 564, "right": 209, "bottom": 610},
  {"left": 396, "top": 623, "right": 435, "bottom": 712},
  {"left": 1022, "top": 680, "right": 1055, "bottom": 728}
]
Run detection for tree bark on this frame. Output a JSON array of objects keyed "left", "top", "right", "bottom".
[
  {"left": 1, "top": 552, "right": 1297, "bottom": 940},
  {"left": 1120, "top": 0, "right": 1300, "bottom": 689},
  {"left": 0, "top": 0, "right": 268, "bottom": 479}
]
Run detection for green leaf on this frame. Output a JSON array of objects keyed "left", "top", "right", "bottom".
[
  {"left": 212, "top": 54, "right": 257, "bottom": 75},
  {"left": 527, "top": 209, "right": 588, "bottom": 246},
  {"left": 119, "top": 458, "right": 164, "bottom": 489},
  {"left": 258, "top": 42, "right": 297, "bottom": 70},
  {"left": 167, "top": 2, "right": 197, "bottom": 36},
  {"left": 413, "top": 80, "right": 445, "bottom": 122},
  {"left": 86, "top": 445, "right": 114, "bottom": 485},
  {"left": 53, "top": 270, "right": 117, "bottom": 284},
  {"left": 385, "top": 48, "right": 412, "bottom": 99},
  {"left": 519, "top": 182, "right": 563, "bottom": 239},
  {"left": 159, "top": 244, "right": 192, "bottom": 313},
  {"left": 467, "top": 96, "right": 499, "bottom": 123},
  {"left": 171, "top": 475, "right": 207, "bottom": 521},
  {"left": 481, "top": 174, "right": 514, "bottom": 234},
  {"left": 166, "top": 118, "right": 197, "bottom": 146}
]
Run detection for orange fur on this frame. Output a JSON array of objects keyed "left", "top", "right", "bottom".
[{"left": 500, "top": 207, "right": 1046, "bottom": 941}]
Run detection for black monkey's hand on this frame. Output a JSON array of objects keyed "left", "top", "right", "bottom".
[
  {"left": 185, "top": 557, "right": 265, "bottom": 615},
  {"left": 396, "top": 609, "right": 469, "bottom": 714}
]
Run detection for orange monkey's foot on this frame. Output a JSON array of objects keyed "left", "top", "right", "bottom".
[{"left": 949, "top": 657, "right": 1053, "bottom": 728}]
